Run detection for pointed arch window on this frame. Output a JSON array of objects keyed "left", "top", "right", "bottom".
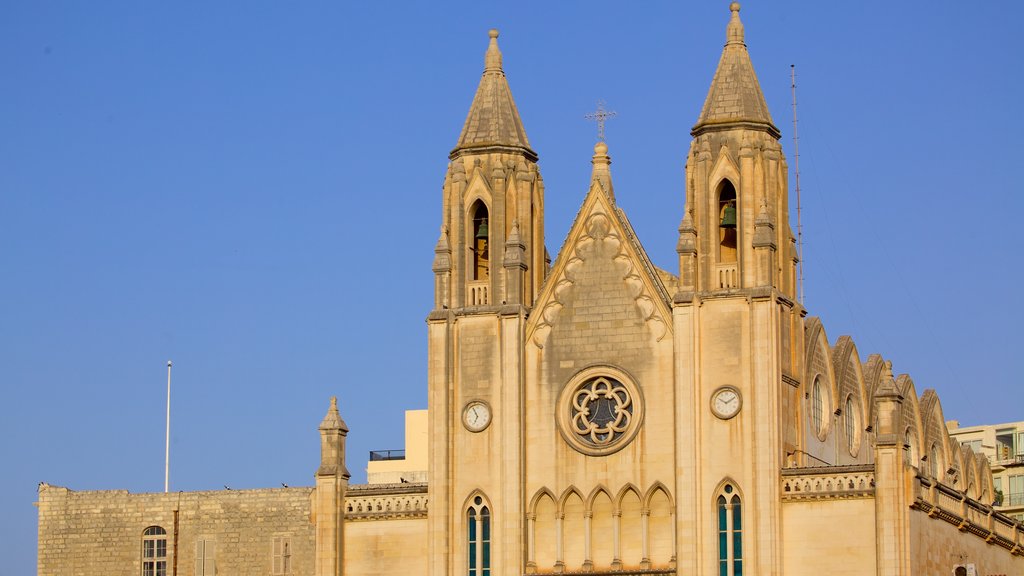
[
  {"left": 844, "top": 396, "right": 859, "bottom": 455},
  {"left": 141, "top": 526, "right": 167, "bottom": 576},
  {"left": 717, "top": 180, "right": 738, "bottom": 263},
  {"left": 467, "top": 495, "right": 491, "bottom": 576},
  {"left": 470, "top": 201, "right": 490, "bottom": 281},
  {"left": 716, "top": 484, "right": 742, "bottom": 576}
]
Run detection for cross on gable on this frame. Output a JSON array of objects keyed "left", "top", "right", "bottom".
[{"left": 584, "top": 100, "right": 617, "bottom": 142}]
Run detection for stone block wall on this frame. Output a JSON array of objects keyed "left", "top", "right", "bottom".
[{"left": 37, "top": 483, "right": 315, "bottom": 576}]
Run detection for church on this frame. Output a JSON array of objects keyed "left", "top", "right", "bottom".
[{"left": 36, "top": 5, "right": 1024, "bottom": 576}]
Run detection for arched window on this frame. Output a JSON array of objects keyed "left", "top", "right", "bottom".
[
  {"left": 467, "top": 496, "right": 491, "bottom": 576},
  {"left": 141, "top": 526, "right": 167, "bottom": 576},
  {"left": 470, "top": 201, "right": 490, "bottom": 281},
  {"left": 716, "top": 484, "right": 742, "bottom": 576},
  {"left": 811, "top": 378, "right": 825, "bottom": 438},
  {"left": 845, "top": 397, "right": 858, "bottom": 455},
  {"left": 903, "top": 428, "right": 915, "bottom": 466},
  {"left": 929, "top": 444, "right": 940, "bottom": 479},
  {"left": 717, "top": 180, "right": 738, "bottom": 263}
]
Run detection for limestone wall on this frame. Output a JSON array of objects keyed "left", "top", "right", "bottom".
[
  {"left": 781, "top": 497, "right": 877, "bottom": 575},
  {"left": 37, "top": 483, "right": 315, "bottom": 576},
  {"left": 344, "top": 518, "right": 428, "bottom": 575}
]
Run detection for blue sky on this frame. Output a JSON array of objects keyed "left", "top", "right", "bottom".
[{"left": 2, "top": 2, "right": 1022, "bottom": 573}]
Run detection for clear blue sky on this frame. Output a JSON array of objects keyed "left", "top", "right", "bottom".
[{"left": 2, "top": 2, "right": 1022, "bottom": 573}]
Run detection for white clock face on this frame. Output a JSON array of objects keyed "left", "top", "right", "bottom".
[
  {"left": 463, "top": 401, "right": 491, "bottom": 432},
  {"left": 711, "top": 387, "right": 741, "bottom": 419}
]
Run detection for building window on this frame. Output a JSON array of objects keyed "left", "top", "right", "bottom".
[
  {"left": 903, "top": 428, "right": 916, "bottom": 466},
  {"left": 929, "top": 444, "right": 940, "bottom": 479},
  {"left": 716, "top": 484, "right": 742, "bottom": 576},
  {"left": 1008, "top": 474, "right": 1024, "bottom": 507},
  {"left": 811, "top": 378, "right": 825, "bottom": 438},
  {"left": 467, "top": 496, "right": 491, "bottom": 576},
  {"left": 844, "top": 397, "right": 858, "bottom": 455},
  {"left": 141, "top": 526, "right": 167, "bottom": 576},
  {"left": 273, "top": 537, "right": 291, "bottom": 575},
  {"left": 194, "top": 539, "right": 215, "bottom": 576}
]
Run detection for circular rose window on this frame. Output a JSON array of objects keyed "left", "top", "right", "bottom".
[{"left": 557, "top": 366, "right": 643, "bottom": 456}]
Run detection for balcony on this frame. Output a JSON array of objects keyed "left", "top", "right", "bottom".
[
  {"left": 715, "top": 262, "right": 738, "bottom": 289},
  {"left": 468, "top": 280, "right": 489, "bottom": 306},
  {"left": 369, "top": 449, "right": 406, "bottom": 462}
]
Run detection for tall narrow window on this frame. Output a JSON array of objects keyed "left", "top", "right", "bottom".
[
  {"left": 811, "top": 378, "right": 825, "bottom": 437},
  {"left": 717, "top": 180, "right": 738, "bottom": 263},
  {"left": 716, "top": 484, "right": 743, "bottom": 576},
  {"left": 194, "top": 539, "right": 215, "bottom": 576},
  {"left": 845, "top": 397, "right": 858, "bottom": 455},
  {"left": 141, "top": 526, "right": 167, "bottom": 576},
  {"left": 467, "top": 496, "right": 491, "bottom": 576},
  {"left": 471, "top": 202, "right": 490, "bottom": 281},
  {"left": 273, "top": 537, "right": 291, "bottom": 575}
]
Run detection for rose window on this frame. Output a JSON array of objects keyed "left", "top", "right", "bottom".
[
  {"left": 570, "top": 377, "right": 633, "bottom": 446},
  {"left": 557, "top": 368, "right": 643, "bottom": 456}
]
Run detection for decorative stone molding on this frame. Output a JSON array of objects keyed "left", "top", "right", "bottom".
[
  {"left": 344, "top": 483, "right": 428, "bottom": 522},
  {"left": 780, "top": 464, "right": 875, "bottom": 501},
  {"left": 912, "top": 477, "right": 1023, "bottom": 556},
  {"left": 532, "top": 209, "right": 668, "bottom": 348}
]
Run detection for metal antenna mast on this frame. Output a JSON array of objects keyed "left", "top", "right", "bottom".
[
  {"left": 790, "top": 65, "right": 805, "bottom": 305},
  {"left": 165, "top": 360, "right": 172, "bottom": 493},
  {"left": 584, "top": 100, "right": 617, "bottom": 142}
]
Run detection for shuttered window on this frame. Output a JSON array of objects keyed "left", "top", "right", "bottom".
[
  {"left": 273, "top": 537, "right": 291, "bottom": 575},
  {"left": 194, "top": 539, "right": 215, "bottom": 576}
]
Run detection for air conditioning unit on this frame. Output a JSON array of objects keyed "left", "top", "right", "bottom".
[{"left": 952, "top": 564, "right": 977, "bottom": 576}]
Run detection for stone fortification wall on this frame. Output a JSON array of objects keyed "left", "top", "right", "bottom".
[{"left": 37, "top": 483, "right": 315, "bottom": 576}]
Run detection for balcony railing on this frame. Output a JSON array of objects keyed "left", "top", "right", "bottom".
[
  {"left": 1004, "top": 491, "right": 1024, "bottom": 507},
  {"left": 715, "top": 262, "right": 738, "bottom": 289},
  {"left": 468, "top": 280, "right": 489, "bottom": 306},
  {"left": 369, "top": 450, "right": 406, "bottom": 462}
]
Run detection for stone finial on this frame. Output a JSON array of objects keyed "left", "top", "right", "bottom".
[
  {"left": 507, "top": 220, "right": 522, "bottom": 245},
  {"left": 727, "top": 3, "right": 744, "bottom": 45},
  {"left": 591, "top": 141, "right": 615, "bottom": 202},
  {"left": 319, "top": 396, "right": 349, "bottom": 433},
  {"left": 433, "top": 226, "right": 452, "bottom": 273},
  {"left": 677, "top": 203, "right": 697, "bottom": 255},
  {"left": 485, "top": 29, "right": 502, "bottom": 72}
]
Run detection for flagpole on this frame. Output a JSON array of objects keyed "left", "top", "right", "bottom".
[{"left": 165, "top": 360, "right": 172, "bottom": 493}]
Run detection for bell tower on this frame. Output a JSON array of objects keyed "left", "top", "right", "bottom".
[
  {"left": 677, "top": 2, "right": 797, "bottom": 297},
  {"left": 432, "top": 29, "right": 546, "bottom": 311},
  {"left": 673, "top": 5, "right": 803, "bottom": 575},
  {"left": 427, "top": 30, "right": 544, "bottom": 576}
]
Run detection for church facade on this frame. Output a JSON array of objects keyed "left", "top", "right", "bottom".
[{"left": 36, "top": 5, "right": 1024, "bottom": 576}]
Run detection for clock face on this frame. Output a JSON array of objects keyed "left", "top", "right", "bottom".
[
  {"left": 463, "top": 401, "right": 492, "bottom": 432},
  {"left": 711, "top": 387, "right": 741, "bottom": 419}
]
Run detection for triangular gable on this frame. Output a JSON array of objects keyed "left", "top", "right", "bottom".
[{"left": 527, "top": 181, "right": 672, "bottom": 348}]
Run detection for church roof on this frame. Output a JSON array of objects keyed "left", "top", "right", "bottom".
[
  {"left": 451, "top": 30, "right": 536, "bottom": 160},
  {"left": 692, "top": 3, "right": 780, "bottom": 138}
]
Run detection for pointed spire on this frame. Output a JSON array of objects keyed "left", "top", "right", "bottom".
[
  {"left": 451, "top": 30, "right": 536, "bottom": 160},
  {"left": 590, "top": 141, "right": 615, "bottom": 203},
  {"left": 319, "top": 396, "right": 348, "bottom": 433},
  {"left": 692, "top": 3, "right": 780, "bottom": 138}
]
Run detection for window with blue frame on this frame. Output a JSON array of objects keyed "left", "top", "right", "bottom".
[
  {"left": 716, "top": 484, "right": 742, "bottom": 576},
  {"left": 467, "top": 495, "right": 491, "bottom": 576}
]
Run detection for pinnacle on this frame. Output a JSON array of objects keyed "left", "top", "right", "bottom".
[
  {"left": 692, "top": 3, "right": 779, "bottom": 138},
  {"left": 319, "top": 396, "right": 348, "bottom": 432},
  {"left": 452, "top": 30, "right": 535, "bottom": 160}
]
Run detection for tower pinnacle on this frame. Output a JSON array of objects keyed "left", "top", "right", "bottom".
[
  {"left": 692, "top": 3, "right": 778, "bottom": 138},
  {"left": 452, "top": 29, "right": 535, "bottom": 159}
]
